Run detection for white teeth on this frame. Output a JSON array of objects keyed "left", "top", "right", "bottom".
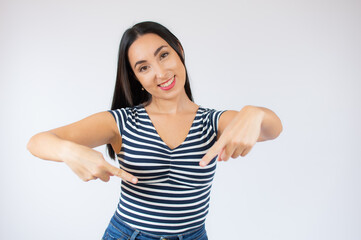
[{"left": 160, "top": 77, "right": 174, "bottom": 87}]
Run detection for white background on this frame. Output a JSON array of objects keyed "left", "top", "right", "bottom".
[{"left": 1, "top": 0, "right": 360, "bottom": 239}]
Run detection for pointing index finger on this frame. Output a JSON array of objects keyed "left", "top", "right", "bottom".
[
  {"left": 106, "top": 162, "right": 138, "bottom": 184},
  {"left": 200, "top": 139, "right": 225, "bottom": 167}
]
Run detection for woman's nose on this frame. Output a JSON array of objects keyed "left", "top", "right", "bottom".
[{"left": 154, "top": 64, "right": 167, "bottom": 79}]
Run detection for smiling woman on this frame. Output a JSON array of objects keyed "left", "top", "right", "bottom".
[
  {"left": 26, "top": 21, "right": 283, "bottom": 240},
  {"left": 127, "top": 33, "right": 187, "bottom": 103}
]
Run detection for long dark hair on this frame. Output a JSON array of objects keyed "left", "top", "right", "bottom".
[{"left": 106, "top": 21, "right": 194, "bottom": 160}]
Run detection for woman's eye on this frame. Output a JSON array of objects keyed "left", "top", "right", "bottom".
[
  {"left": 160, "top": 52, "right": 169, "bottom": 59},
  {"left": 139, "top": 66, "right": 148, "bottom": 72}
]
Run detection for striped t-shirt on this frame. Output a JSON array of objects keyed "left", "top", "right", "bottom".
[{"left": 107, "top": 104, "right": 226, "bottom": 235}]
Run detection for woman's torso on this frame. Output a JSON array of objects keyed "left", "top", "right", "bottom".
[{"left": 107, "top": 104, "right": 225, "bottom": 235}]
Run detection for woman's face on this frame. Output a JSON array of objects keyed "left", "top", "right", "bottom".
[{"left": 128, "top": 33, "right": 186, "bottom": 102}]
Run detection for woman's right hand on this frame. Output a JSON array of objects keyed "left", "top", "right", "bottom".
[{"left": 62, "top": 141, "right": 138, "bottom": 184}]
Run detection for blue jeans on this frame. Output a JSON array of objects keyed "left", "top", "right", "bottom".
[{"left": 102, "top": 213, "right": 208, "bottom": 240}]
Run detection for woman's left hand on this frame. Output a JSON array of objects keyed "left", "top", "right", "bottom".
[{"left": 200, "top": 106, "right": 264, "bottom": 167}]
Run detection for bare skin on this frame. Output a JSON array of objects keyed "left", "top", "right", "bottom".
[
  {"left": 26, "top": 111, "right": 137, "bottom": 183},
  {"left": 27, "top": 33, "right": 283, "bottom": 183}
]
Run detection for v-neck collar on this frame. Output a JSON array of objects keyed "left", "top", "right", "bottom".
[{"left": 139, "top": 104, "right": 201, "bottom": 151}]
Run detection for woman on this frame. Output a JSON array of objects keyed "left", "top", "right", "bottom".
[{"left": 27, "top": 21, "right": 283, "bottom": 240}]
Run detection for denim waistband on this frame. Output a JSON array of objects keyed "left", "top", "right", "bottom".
[{"left": 109, "top": 213, "right": 206, "bottom": 240}]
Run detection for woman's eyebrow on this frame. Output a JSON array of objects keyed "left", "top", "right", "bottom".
[
  {"left": 153, "top": 45, "right": 167, "bottom": 57},
  {"left": 134, "top": 45, "right": 167, "bottom": 69}
]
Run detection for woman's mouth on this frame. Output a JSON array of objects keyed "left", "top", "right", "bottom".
[{"left": 158, "top": 76, "right": 176, "bottom": 90}]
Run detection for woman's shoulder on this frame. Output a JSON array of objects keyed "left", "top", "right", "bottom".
[
  {"left": 109, "top": 104, "right": 143, "bottom": 112},
  {"left": 198, "top": 105, "right": 226, "bottom": 114},
  {"left": 107, "top": 105, "right": 144, "bottom": 121}
]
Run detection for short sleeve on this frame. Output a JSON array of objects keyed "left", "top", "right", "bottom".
[
  {"left": 208, "top": 109, "right": 227, "bottom": 136},
  {"left": 107, "top": 108, "right": 130, "bottom": 137}
]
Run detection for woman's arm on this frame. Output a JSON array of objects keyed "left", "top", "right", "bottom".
[
  {"left": 217, "top": 106, "right": 282, "bottom": 142},
  {"left": 200, "top": 105, "right": 283, "bottom": 166},
  {"left": 253, "top": 106, "right": 283, "bottom": 141},
  {"left": 27, "top": 112, "right": 138, "bottom": 183}
]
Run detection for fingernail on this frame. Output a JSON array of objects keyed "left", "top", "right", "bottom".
[{"left": 132, "top": 177, "right": 138, "bottom": 184}]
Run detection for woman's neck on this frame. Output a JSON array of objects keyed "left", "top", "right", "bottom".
[{"left": 144, "top": 93, "right": 197, "bottom": 115}]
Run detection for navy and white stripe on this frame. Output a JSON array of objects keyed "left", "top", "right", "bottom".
[{"left": 108, "top": 104, "right": 226, "bottom": 235}]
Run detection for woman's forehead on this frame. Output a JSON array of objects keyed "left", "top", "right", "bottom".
[{"left": 128, "top": 33, "right": 169, "bottom": 61}]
